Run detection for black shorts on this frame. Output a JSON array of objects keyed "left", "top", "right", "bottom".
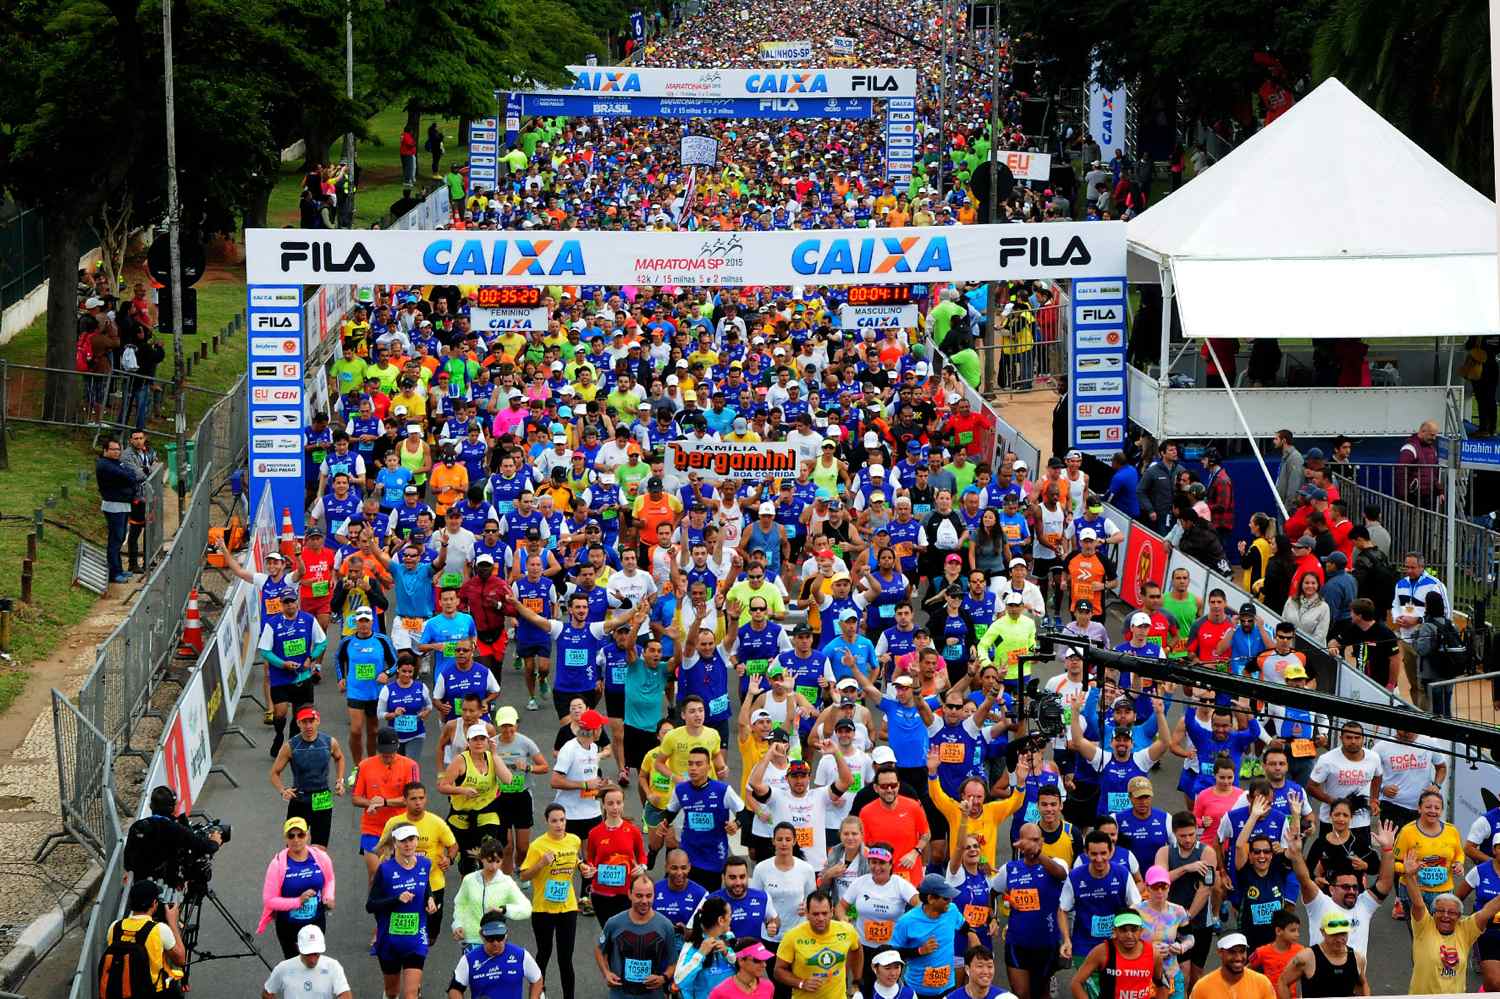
[
  {"left": 517, "top": 644, "right": 551, "bottom": 662},
  {"left": 554, "top": 688, "right": 599, "bottom": 719},
  {"left": 605, "top": 689, "right": 626, "bottom": 719},
  {"left": 624, "top": 725, "right": 658, "bottom": 770},
  {"left": 1478, "top": 933, "right": 1500, "bottom": 963},
  {"left": 1004, "top": 940, "right": 1056, "bottom": 980},
  {"left": 347, "top": 698, "right": 378, "bottom": 718},
  {"left": 376, "top": 949, "right": 426, "bottom": 973},
  {"left": 497, "top": 789, "right": 533, "bottom": 831},
  {"left": 270, "top": 680, "right": 313, "bottom": 708}
]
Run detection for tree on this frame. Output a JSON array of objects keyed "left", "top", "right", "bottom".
[{"left": 1313, "top": 0, "right": 1493, "bottom": 195}]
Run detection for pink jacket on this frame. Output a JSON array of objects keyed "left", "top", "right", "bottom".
[{"left": 257, "top": 846, "right": 336, "bottom": 934}]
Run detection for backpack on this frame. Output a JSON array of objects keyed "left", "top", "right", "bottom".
[
  {"left": 1431, "top": 618, "right": 1468, "bottom": 679},
  {"left": 1355, "top": 548, "right": 1398, "bottom": 610},
  {"left": 76, "top": 330, "right": 96, "bottom": 372},
  {"left": 97, "top": 916, "right": 159, "bottom": 999}
]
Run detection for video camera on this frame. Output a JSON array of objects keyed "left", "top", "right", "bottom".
[{"left": 122, "top": 787, "right": 228, "bottom": 899}]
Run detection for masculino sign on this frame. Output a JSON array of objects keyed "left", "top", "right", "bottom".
[
  {"left": 667, "top": 440, "right": 800, "bottom": 480},
  {"left": 245, "top": 222, "right": 1128, "bottom": 287},
  {"left": 545, "top": 66, "right": 918, "bottom": 98},
  {"left": 837, "top": 303, "right": 920, "bottom": 329}
]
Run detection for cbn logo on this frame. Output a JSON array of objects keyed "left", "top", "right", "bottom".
[
  {"left": 791, "top": 236, "right": 952, "bottom": 276},
  {"left": 745, "top": 73, "right": 828, "bottom": 94},
  {"left": 572, "top": 71, "right": 641, "bottom": 92},
  {"left": 423, "top": 238, "right": 586, "bottom": 277}
]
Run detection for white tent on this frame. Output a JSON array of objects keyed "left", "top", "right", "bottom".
[{"left": 1127, "top": 77, "right": 1499, "bottom": 340}]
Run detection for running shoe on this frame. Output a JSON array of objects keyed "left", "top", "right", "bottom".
[{"left": 527, "top": 697, "right": 539, "bottom": 711}]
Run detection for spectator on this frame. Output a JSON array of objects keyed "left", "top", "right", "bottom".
[
  {"left": 1361, "top": 505, "right": 1392, "bottom": 557},
  {"left": 1328, "top": 436, "right": 1356, "bottom": 480},
  {"left": 1258, "top": 535, "right": 1297, "bottom": 616},
  {"left": 1104, "top": 450, "right": 1140, "bottom": 518},
  {"left": 1348, "top": 527, "right": 1398, "bottom": 611},
  {"left": 1176, "top": 508, "right": 1229, "bottom": 576},
  {"left": 1286, "top": 536, "right": 1324, "bottom": 602},
  {"left": 1412, "top": 592, "right": 1460, "bottom": 718},
  {"left": 1238, "top": 513, "right": 1275, "bottom": 594},
  {"left": 1273, "top": 430, "right": 1303, "bottom": 517},
  {"left": 121, "top": 429, "right": 158, "bottom": 574},
  {"left": 425, "top": 121, "right": 444, "bottom": 177},
  {"left": 1396, "top": 421, "right": 1442, "bottom": 509},
  {"left": 96, "top": 436, "right": 143, "bottom": 584},
  {"left": 399, "top": 127, "right": 418, "bottom": 188},
  {"left": 1319, "top": 552, "right": 1357, "bottom": 626},
  {"left": 1201, "top": 448, "right": 1235, "bottom": 551},
  {"left": 1138, "top": 441, "right": 1179, "bottom": 531},
  {"left": 1391, "top": 552, "right": 1448, "bottom": 709},
  {"left": 1279, "top": 572, "right": 1330, "bottom": 648}
]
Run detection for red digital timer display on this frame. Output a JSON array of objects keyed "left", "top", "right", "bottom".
[
  {"left": 474, "top": 287, "right": 543, "bottom": 308},
  {"left": 845, "top": 285, "right": 913, "bottom": 305}
]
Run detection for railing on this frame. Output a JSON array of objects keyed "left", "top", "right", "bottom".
[
  {"left": 0, "top": 208, "right": 47, "bottom": 313},
  {"left": 139, "top": 463, "right": 166, "bottom": 569},
  {"left": 1428, "top": 670, "right": 1500, "bottom": 726},
  {"left": 925, "top": 334, "right": 1037, "bottom": 473},
  {"left": 0, "top": 360, "right": 230, "bottom": 444}
]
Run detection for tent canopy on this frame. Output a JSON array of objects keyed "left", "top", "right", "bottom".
[{"left": 1127, "top": 78, "right": 1498, "bottom": 340}]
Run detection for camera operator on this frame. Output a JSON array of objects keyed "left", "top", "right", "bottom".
[
  {"left": 99, "top": 880, "right": 186, "bottom": 997},
  {"left": 124, "top": 786, "right": 224, "bottom": 900}
]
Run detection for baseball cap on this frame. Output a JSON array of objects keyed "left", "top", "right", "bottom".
[
  {"left": 834, "top": 717, "right": 855, "bottom": 731},
  {"left": 1113, "top": 911, "right": 1145, "bottom": 930},
  {"left": 738, "top": 941, "right": 775, "bottom": 961},
  {"left": 474, "top": 553, "right": 496, "bottom": 566},
  {"left": 284, "top": 816, "right": 310, "bottom": 835},
  {"left": 863, "top": 431, "right": 879, "bottom": 447},
  {"left": 295, "top": 706, "right": 320, "bottom": 722},
  {"left": 265, "top": 550, "right": 287, "bottom": 562},
  {"left": 917, "top": 874, "right": 958, "bottom": 899},
  {"left": 787, "top": 760, "right": 811, "bottom": 776},
  {"left": 838, "top": 607, "right": 860, "bottom": 622},
  {"left": 750, "top": 709, "right": 773, "bottom": 723},
  {"left": 352, "top": 606, "right": 375, "bottom": 621},
  {"left": 758, "top": 501, "right": 776, "bottom": 516},
  {"left": 1128, "top": 776, "right": 1154, "bottom": 798},
  {"left": 1078, "top": 528, "right": 1098, "bottom": 542},
  {"left": 1292, "top": 534, "right": 1314, "bottom": 549},
  {"left": 1075, "top": 598, "right": 1094, "bottom": 613},
  {"left": 892, "top": 675, "right": 915, "bottom": 688},
  {"left": 480, "top": 917, "right": 509, "bottom": 939},
  {"left": 465, "top": 723, "right": 491, "bottom": 741},
  {"left": 1128, "top": 611, "right": 1152, "bottom": 628},
  {"left": 1320, "top": 912, "right": 1352, "bottom": 935},
  {"left": 297, "top": 925, "right": 327, "bottom": 954},
  {"left": 871, "top": 746, "right": 897, "bottom": 765},
  {"left": 768, "top": 728, "right": 791, "bottom": 744},
  {"left": 1283, "top": 664, "right": 1308, "bottom": 680},
  {"left": 1008, "top": 557, "right": 1028, "bottom": 569},
  {"left": 792, "top": 623, "right": 814, "bottom": 637},
  {"left": 377, "top": 728, "right": 401, "bottom": 750},
  {"left": 1144, "top": 865, "right": 1171, "bottom": 887},
  {"left": 495, "top": 705, "right": 520, "bottom": 726},
  {"left": 1217, "top": 933, "right": 1249, "bottom": 951},
  {"left": 1003, "top": 592, "right": 1024, "bottom": 605},
  {"left": 392, "top": 824, "right": 420, "bottom": 841},
  {"left": 871, "top": 950, "right": 905, "bottom": 968},
  {"left": 579, "top": 709, "right": 608, "bottom": 729},
  {"left": 1239, "top": 602, "right": 1257, "bottom": 616}
]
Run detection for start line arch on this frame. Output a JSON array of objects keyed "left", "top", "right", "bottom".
[{"left": 241, "top": 219, "right": 1126, "bottom": 535}]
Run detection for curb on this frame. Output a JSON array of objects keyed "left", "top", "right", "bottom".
[{"left": 0, "top": 862, "right": 103, "bottom": 991}]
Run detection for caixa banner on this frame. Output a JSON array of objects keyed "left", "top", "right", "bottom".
[
  {"left": 540, "top": 66, "right": 918, "bottom": 98},
  {"left": 245, "top": 222, "right": 1127, "bottom": 287}
]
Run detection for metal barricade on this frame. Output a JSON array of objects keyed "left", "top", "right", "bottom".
[
  {"left": 43, "top": 694, "right": 117, "bottom": 862},
  {"left": 140, "top": 463, "right": 166, "bottom": 569},
  {"left": 65, "top": 840, "right": 126, "bottom": 999},
  {"left": 1427, "top": 670, "right": 1500, "bottom": 727}
]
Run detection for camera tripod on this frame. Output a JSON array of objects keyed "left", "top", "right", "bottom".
[{"left": 176, "top": 884, "right": 271, "bottom": 985}]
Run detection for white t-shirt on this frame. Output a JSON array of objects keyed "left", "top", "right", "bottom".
[
  {"left": 606, "top": 570, "right": 658, "bottom": 637},
  {"left": 450, "top": 947, "right": 542, "bottom": 989},
  {"left": 262, "top": 955, "right": 352, "bottom": 999},
  {"left": 815, "top": 750, "right": 873, "bottom": 828},
  {"left": 553, "top": 738, "right": 603, "bottom": 820},
  {"left": 749, "top": 857, "right": 818, "bottom": 941},
  {"left": 1045, "top": 674, "right": 1085, "bottom": 750},
  {"left": 1376, "top": 737, "right": 1439, "bottom": 809},
  {"left": 1305, "top": 889, "right": 1379, "bottom": 952},
  {"left": 839, "top": 872, "right": 917, "bottom": 947},
  {"left": 1308, "top": 748, "right": 1383, "bottom": 827},
  {"left": 759, "top": 786, "right": 842, "bottom": 870}
]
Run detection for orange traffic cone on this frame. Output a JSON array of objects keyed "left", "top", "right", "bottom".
[
  {"left": 279, "top": 507, "right": 296, "bottom": 561},
  {"left": 176, "top": 587, "right": 204, "bottom": 659}
]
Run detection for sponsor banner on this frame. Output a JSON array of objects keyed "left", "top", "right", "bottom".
[
  {"left": 831, "top": 36, "right": 855, "bottom": 54},
  {"left": 999, "top": 150, "right": 1052, "bottom": 183},
  {"left": 1088, "top": 61, "right": 1129, "bottom": 153},
  {"left": 199, "top": 637, "right": 228, "bottom": 747},
  {"left": 471, "top": 307, "right": 549, "bottom": 332},
  {"left": 541, "top": 66, "right": 918, "bottom": 98},
  {"left": 1460, "top": 438, "right": 1500, "bottom": 473},
  {"left": 666, "top": 440, "right": 800, "bottom": 480},
  {"left": 1454, "top": 756, "right": 1500, "bottom": 843},
  {"left": 885, "top": 97, "right": 917, "bottom": 183},
  {"left": 1068, "top": 273, "right": 1128, "bottom": 456},
  {"left": 246, "top": 222, "right": 1128, "bottom": 287},
  {"left": 630, "top": 10, "right": 644, "bottom": 45},
  {"left": 469, "top": 118, "right": 500, "bottom": 195},
  {"left": 680, "top": 134, "right": 719, "bottom": 166},
  {"left": 248, "top": 285, "right": 306, "bottom": 534},
  {"left": 1118, "top": 523, "right": 1167, "bottom": 608},
  {"left": 517, "top": 94, "right": 873, "bottom": 120},
  {"left": 759, "top": 40, "right": 813, "bottom": 61},
  {"left": 159, "top": 669, "right": 211, "bottom": 815},
  {"left": 836, "top": 303, "right": 920, "bottom": 329}
]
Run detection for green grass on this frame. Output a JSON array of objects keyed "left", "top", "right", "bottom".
[{"left": 0, "top": 427, "right": 110, "bottom": 679}]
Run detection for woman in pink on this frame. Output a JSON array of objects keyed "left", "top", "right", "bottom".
[
  {"left": 1191, "top": 754, "right": 1245, "bottom": 857},
  {"left": 257, "top": 816, "right": 336, "bottom": 959},
  {"left": 708, "top": 940, "right": 774, "bottom": 999}
]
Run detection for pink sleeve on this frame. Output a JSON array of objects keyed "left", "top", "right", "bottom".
[
  {"left": 261, "top": 852, "right": 298, "bottom": 913},
  {"left": 315, "top": 847, "right": 337, "bottom": 907}
]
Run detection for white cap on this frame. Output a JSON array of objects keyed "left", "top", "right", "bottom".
[
  {"left": 1008, "top": 557, "right": 1028, "bottom": 568},
  {"left": 871, "top": 746, "right": 897, "bottom": 765},
  {"left": 863, "top": 431, "right": 879, "bottom": 447},
  {"left": 296, "top": 925, "right": 327, "bottom": 955},
  {"left": 750, "top": 709, "right": 772, "bottom": 723},
  {"left": 1078, "top": 527, "right": 1098, "bottom": 541},
  {"left": 667, "top": 374, "right": 680, "bottom": 385},
  {"left": 892, "top": 675, "right": 914, "bottom": 687},
  {"left": 871, "top": 951, "right": 904, "bottom": 968},
  {"left": 1216, "top": 933, "right": 1249, "bottom": 951},
  {"left": 551, "top": 360, "right": 564, "bottom": 371},
  {"left": 1014, "top": 459, "right": 1028, "bottom": 470},
  {"left": 1003, "top": 592, "right": 1024, "bottom": 605},
  {"left": 1129, "top": 611, "right": 1152, "bottom": 628},
  {"left": 465, "top": 723, "right": 491, "bottom": 740},
  {"left": 392, "top": 824, "right": 420, "bottom": 841},
  {"left": 870, "top": 466, "right": 885, "bottom": 478},
  {"left": 758, "top": 501, "right": 776, "bottom": 516},
  {"left": 475, "top": 553, "right": 496, "bottom": 565},
  {"left": 836, "top": 677, "right": 860, "bottom": 690},
  {"left": 406, "top": 424, "right": 423, "bottom": 435}
]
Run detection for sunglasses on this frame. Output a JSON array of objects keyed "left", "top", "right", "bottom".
[{"left": 286, "top": 830, "right": 307, "bottom": 839}]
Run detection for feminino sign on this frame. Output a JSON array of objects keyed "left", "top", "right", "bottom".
[
  {"left": 667, "top": 441, "right": 800, "bottom": 480},
  {"left": 246, "top": 223, "right": 1127, "bottom": 286}
]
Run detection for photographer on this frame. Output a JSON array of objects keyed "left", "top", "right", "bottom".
[
  {"left": 99, "top": 880, "right": 186, "bottom": 997},
  {"left": 124, "top": 787, "right": 224, "bottom": 899}
]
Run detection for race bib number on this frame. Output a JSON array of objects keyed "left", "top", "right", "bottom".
[
  {"left": 500, "top": 771, "right": 526, "bottom": 793},
  {"left": 394, "top": 713, "right": 418, "bottom": 734},
  {"left": 1239, "top": 757, "right": 1264, "bottom": 779},
  {"left": 442, "top": 641, "right": 458, "bottom": 658},
  {"left": 389, "top": 911, "right": 420, "bottom": 936},
  {"left": 355, "top": 661, "right": 378, "bottom": 681},
  {"left": 1009, "top": 888, "right": 1040, "bottom": 912},
  {"left": 709, "top": 694, "right": 729, "bottom": 717},
  {"left": 963, "top": 903, "right": 990, "bottom": 927},
  {"left": 624, "top": 958, "right": 652, "bottom": 983},
  {"left": 1023, "top": 802, "right": 1040, "bottom": 823},
  {"left": 687, "top": 810, "right": 715, "bottom": 832},
  {"left": 651, "top": 770, "right": 672, "bottom": 792},
  {"left": 1417, "top": 865, "right": 1448, "bottom": 887},
  {"left": 1250, "top": 900, "right": 1280, "bottom": 924},
  {"left": 312, "top": 449, "right": 327, "bottom": 465},
  {"left": 942, "top": 642, "right": 964, "bottom": 662},
  {"left": 878, "top": 603, "right": 895, "bottom": 618},
  {"left": 796, "top": 684, "right": 819, "bottom": 705},
  {"left": 440, "top": 572, "right": 463, "bottom": 590},
  {"left": 864, "top": 919, "right": 893, "bottom": 943},
  {"left": 309, "top": 790, "right": 333, "bottom": 812},
  {"left": 544, "top": 879, "right": 571, "bottom": 903},
  {"left": 401, "top": 617, "right": 425, "bottom": 633},
  {"left": 1107, "top": 792, "right": 1130, "bottom": 813},
  {"left": 894, "top": 542, "right": 913, "bottom": 558},
  {"left": 291, "top": 894, "right": 319, "bottom": 921},
  {"left": 564, "top": 648, "right": 589, "bottom": 667},
  {"left": 1090, "top": 914, "right": 1116, "bottom": 938},
  {"left": 282, "top": 637, "right": 307, "bottom": 657},
  {"left": 957, "top": 431, "right": 974, "bottom": 445},
  {"left": 310, "top": 580, "right": 330, "bottom": 597},
  {"left": 922, "top": 966, "right": 950, "bottom": 989},
  {"left": 264, "top": 597, "right": 283, "bottom": 615},
  {"left": 938, "top": 742, "right": 967, "bottom": 765},
  {"left": 611, "top": 665, "right": 628, "bottom": 686},
  {"left": 523, "top": 598, "right": 545, "bottom": 614},
  {"left": 848, "top": 774, "right": 863, "bottom": 793},
  {"left": 598, "top": 864, "right": 627, "bottom": 887},
  {"left": 1290, "top": 739, "right": 1315, "bottom": 758},
  {"left": 746, "top": 659, "right": 769, "bottom": 676},
  {"left": 795, "top": 826, "right": 815, "bottom": 848}
]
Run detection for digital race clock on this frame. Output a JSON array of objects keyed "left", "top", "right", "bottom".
[
  {"left": 474, "top": 287, "right": 544, "bottom": 308},
  {"left": 844, "top": 285, "right": 914, "bottom": 306}
]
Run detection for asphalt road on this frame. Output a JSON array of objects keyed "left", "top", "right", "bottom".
[{"left": 156, "top": 643, "right": 1433, "bottom": 999}]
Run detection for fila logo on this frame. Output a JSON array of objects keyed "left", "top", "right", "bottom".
[
  {"left": 998, "top": 236, "right": 1092, "bottom": 268},
  {"left": 279, "top": 241, "right": 376, "bottom": 274}
]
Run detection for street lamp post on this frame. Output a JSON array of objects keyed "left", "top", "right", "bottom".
[{"left": 162, "top": 0, "right": 188, "bottom": 515}]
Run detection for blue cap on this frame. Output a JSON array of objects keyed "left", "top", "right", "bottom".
[
  {"left": 558, "top": 406, "right": 573, "bottom": 419},
  {"left": 917, "top": 874, "right": 958, "bottom": 899}
]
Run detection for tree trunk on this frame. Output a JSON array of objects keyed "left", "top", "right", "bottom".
[
  {"left": 457, "top": 115, "right": 471, "bottom": 147},
  {"left": 244, "top": 175, "right": 274, "bottom": 230},
  {"left": 405, "top": 104, "right": 422, "bottom": 137},
  {"left": 41, "top": 212, "right": 82, "bottom": 424},
  {"left": 302, "top": 119, "right": 328, "bottom": 174}
]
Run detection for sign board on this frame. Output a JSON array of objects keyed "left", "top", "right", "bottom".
[
  {"left": 837, "top": 303, "right": 920, "bottom": 329},
  {"left": 1460, "top": 438, "right": 1500, "bottom": 472},
  {"left": 247, "top": 285, "right": 306, "bottom": 535},
  {"left": 247, "top": 222, "right": 1129, "bottom": 287},
  {"left": 629, "top": 10, "right": 644, "bottom": 45},
  {"left": 680, "top": 135, "right": 720, "bottom": 166},
  {"left": 666, "top": 440, "right": 800, "bottom": 480},
  {"left": 471, "top": 307, "right": 549, "bottom": 333},
  {"left": 468, "top": 117, "right": 498, "bottom": 195},
  {"left": 516, "top": 94, "right": 872, "bottom": 120},
  {"left": 759, "top": 40, "right": 813, "bottom": 61},
  {"left": 544, "top": 66, "right": 917, "bottom": 98},
  {"left": 1068, "top": 277, "right": 1129, "bottom": 455},
  {"left": 999, "top": 150, "right": 1052, "bottom": 183},
  {"left": 1088, "top": 61, "right": 1129, "bottom": 153},
  {"left": 831, "top": 36, "right": 855, "bottom": 54},
  {"left": 885, "top": 97, "right": 916, "bottom": 184}
]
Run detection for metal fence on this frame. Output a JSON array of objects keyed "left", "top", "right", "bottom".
[
  {"left": 0, "top": 209, "right": 47, "bottom": 313},
  {"left": 45, "top": 695, "right": 118, "bottom": 862},
  {"left": 65, "top": 838, "right": 126, "bottom": 999},
  {"left": 140, "top": 463, "right": 166, "bottom": 569},
  {"left": 0, "top": 360, "right": 229, "bottom": 445},
  {"left": 977, "top": 289, "right": 1068, "bottom": 393}
]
